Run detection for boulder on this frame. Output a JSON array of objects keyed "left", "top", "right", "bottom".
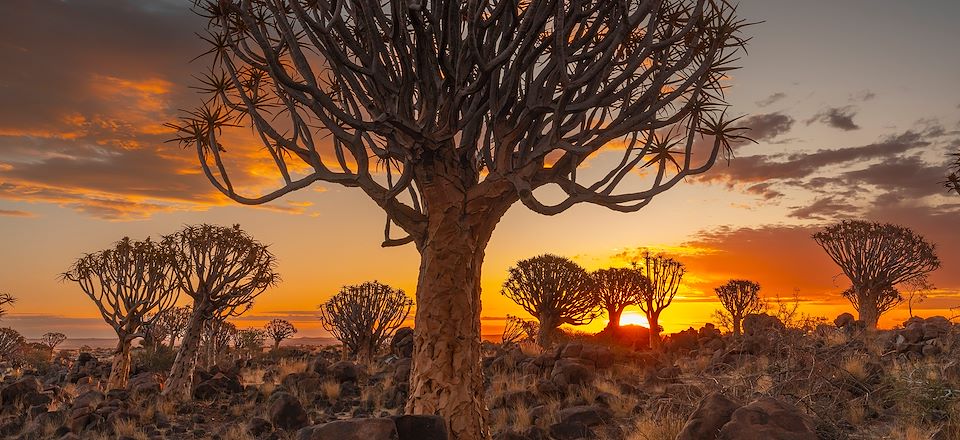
[
  {"left": 547, "top": 421, "right": 592, "bottom": 440},
  {"left": 677, "top": 392, "right": 741, "bottom": 440},
  {"left": 193, "top": 373, "right": 242, "bottom": 400},
  {"left": 742, "top": 314, "right": 785, "bottom": 337},
  {"left": 297, "top": 418, "right": 398, "bottom": 440},
  {"left": 127, "top": 372, "right": 163, "bottom": 396},
  {"left": 717, "top": 397, "right": 816, "bottom": 440},
  {"left": 331, "top": 361, "right": 360, "bottom": 383},
  {"left": 557, "top": 405, "right": 610, "bottom": 426},
  {"left": 248, "top": 417, "right": 273, "bottom": 436},
  {"left": 550, "top": 359, "right": 594, "bottom": 387},
  {"left": 391, "top": 328, "right": 414, "bottom": 358},
  {"left": 0, "top": 375, "right": 41, "bottom": 405},
  {"left": 393, "top": 415, "right": 447, "bottom": 440},
  {"left": 833, "top": 313, "right": 855, "bottom": 328},
  {"left": 921, "top": 316, "right": 951, "bottom": 340},
  {"left": 268, "top": 392, "right": 309, "bottom": 430},
  {"left": 307, "top": 355, "right": 330, "bottom": 376}
]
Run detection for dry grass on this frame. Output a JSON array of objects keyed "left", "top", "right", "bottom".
[
  {"left": 112, "top": 419, "right": 148, "bottom": 440},
  {"left": 277, "top": 358, "right": 308, "bottom": 380},
  {"left": 518, "top": 340, "right": 543, "bottom": 357},
  {"left": 221, "top": 424, "right": 256, "bottom": 440},
  {"left": 240, "top": 367, "right": 266, "bottom": 386},
  {"left": 621, "top": 413, "right": 685, "bottom": 440},
  {"left": 321, "top": 379, "right": 340, "bottom": 403},
  {"left": 841, "top": 355, "right": 870, "bottom": 382}
]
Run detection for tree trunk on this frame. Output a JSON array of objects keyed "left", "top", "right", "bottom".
[
  {"left": 732, "top": 313, "right": 742, "bottom": 337},
  {"left": 648, "top": 312, "right": 662, "bottom": 350},
  {"left": 405, "top": 184, "right": 507, "bottom": 440},
  {"left": 272, "top": 340, "right": 280, "bottom": 351},
  {"left": 604, "top": 308, "right": 623, "bottom": 332},
  {"left": 538, "top": 314, "right": 558, "bottom": 348},
  {"left": 163, "top": 303, "right": 207, "bottom": 400},
  {"left": 858, "top": 302, "right": 880, "bottom": 330},
  {"left": 106, "top": 338, "right": 132, "bottom": 390}
]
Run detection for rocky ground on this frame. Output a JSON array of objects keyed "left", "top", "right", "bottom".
[{"left": 1, "top": 315, "right": 959, "bottom": 440}]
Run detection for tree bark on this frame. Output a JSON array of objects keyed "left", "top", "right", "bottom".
[
  {"left": 538, "top": 314, "right": 558, "bottom": 348},
  {"left": 648, "top": 312, "right": 662, "bottom": 350},
  {"left": 604, "top": 308, "right": 624, "bottom": 333},
  {"left": 858, "top": 301, "right": 880, "bottom": 330},
  {"left": 732, "top": 313, "right": 742, "bottom": 337},
  {"left": 405, "top": 180, "right": 508, "bottom": 440},
  {"left": 106, "top": 338, "right": 132, "bottom": 390},
  {"left": 163, "top": 303, "right": 207, "bottom": 400}
]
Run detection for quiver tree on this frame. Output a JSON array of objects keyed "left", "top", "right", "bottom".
[
  {"left": 714, "top": 279, "right": 763, "bottom": 336},
  {"left": 946, "top": 152, "right": 959, "bottom": 195},
  {"left": 163, "top": 224, "right": 279, "bottom": 400},
  {"left": 40, "top": 332, "right": 67, "bottom": 351},
  {"left": 170, "top": 1, "right": 750, "bottom": 436},
  {"left": 62, "top": 237, "right": 180, "bottom": 390},
  {"left": 813, "top": 221, "right": 941, "bottom": 328},
  {"left": 636, "top": 252, "right": 685, "bottom": 349},
  {"left": 592, "top": 267, "right": 649, "bottom": 332},
  {"left": 0, "top": 327, "right": 25, "bottom": 364},
  {"left": 0, "top": 293, "right": 14, "bottom": 320},
  {"left": 160, "top": 305, "right": 192, "bottom": 349},
  {"left": 264, "top": 318, "right": 297, "bottom": 350},
  {"left": 501, "top": 255, "right": 598, "bottom": 347},
  {"left": 501, "top": 315, "right": 539, "bottom": 345},
  {"left": 202, "top": 318, "right": 237, "bottom": 367},
  {"left": 234, "top": 328, "right": 266, "bottom": 358},
  {"left": 319, "top": 281, "right": 412, "bottom": 362}
]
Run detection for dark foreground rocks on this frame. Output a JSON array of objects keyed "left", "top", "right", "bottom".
[
  {"left": 678, "top": 393, "right": 816, "bottom": 440},
  {"left": 297, "top": 415, "right": 446, "bottom": 440}
]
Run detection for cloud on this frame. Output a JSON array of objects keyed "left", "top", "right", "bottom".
[
  {"left": 738, "top": 113, "right": 794, "bottom": 145},
  {"left": 849, "top": 90, "right": 876, "bottom": 102},
  {"left": 0, "top": 209, "right": 34, "bottom": 217},
  {"left": 755, "top": 92, "right": 787, "bottom": 108},
  {"left": 806, "top": 106, "right": 860, "bottom": 131},
  {"left": 789, "top": 197, "right": 854, "bottom": 220}
]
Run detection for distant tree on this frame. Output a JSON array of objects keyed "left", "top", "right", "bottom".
[
  {"left": 946, "top": 152, "right": 960, "bottom": 195},
  {"left": 813, "top": 221, "right": 941, "bottom": 328},
  {"left": 592, "top": 267, "right": 649, "bottom": 332},
  {"left": 319, "top": 281, "right": 412, "bottom": 362},
  {"left": 234, "top": 328, "right": 265, "bottom": 358},
  {"left": 636, "top": 252, "right": 685, "bottom": 349},
  {"left": 161, "top": 305, "right": 192, "bottom": 349},
  {"left": 162, "top": 224, "right": 279, "bottom": 400},
  {"left": 62, "top": 237, "right": 180, "bottom": 390},
  {"left": 40, "top": 332, "right": 67, "bottom": 351},
  {"left": 171, "top": 0, "right": 752, "bottom": 436},
  {"left": 0, "top": 293, "right": 15, "bottom": 320},
  {"left": 714, "top": 280, "right": 764, "bottom": 337},
  {"left": 0, "top": 327, "right": 25, "bottom": 364},
  {"left": 202, "top": 318, "right": 237, "bottom": 367},
  {"left": 264, "top": 319, "right": 297, "bottom": 351},
  {"left": 501, "top": 315, "right": 539, "bottom": 345},
  {"left": 501, "top": 255, "right": 598, "bottom": 347}
]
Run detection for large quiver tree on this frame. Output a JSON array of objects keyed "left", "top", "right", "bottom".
[
  {"left": 637, "top": 252, "right": 685, "bottom": 349},
  {"left": 501, "top": 254, "right": 598, "bottom": 347},
  {"left": 813, "top": 220, "right": 940, "bottom": 328},
  {"left": 318, "top": 281, "right": 412, "bottom": 362},
  {"left": 713, "top": 279, "right": 763, "bottom": 336},
  {"left": 592, "top": 267, "right": 649, "bottom": 332},
  {"left": 170, "top": 1, "right": 750, "bottom": 437},
  {"left": 62, "top": 237, "right": 180, "bottom": 390},
  {"left": 163, "top": 224, "right": 279, "bottom": 400}
]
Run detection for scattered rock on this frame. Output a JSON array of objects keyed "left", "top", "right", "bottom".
[
  {"left": 269, "top": 392, "right": 309, "bottom": 430},
  {"left": 717, "top": 397, "right": 816, "bottom": 440},
  {"left": 391, "top": 328, "right": 414, "bottom": 358},
  {"left": 393, "top": 415, "right": 447, "bottom": 440},
  {"left": 677, "top": 392, "right": 741, "bottom": 440},
  {"left": 297, "top": 418, "right": 398, "bottom": 440}
]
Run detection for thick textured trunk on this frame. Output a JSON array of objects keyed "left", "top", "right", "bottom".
[
  {"left": 858, "top": 303, "right": 880, "bottom": 329},
  {"left": 604, "top": 308, "right": 624, "bottom": 332},
  {"left": 406, "top": 187, "right": 505, "bottom": 440},
  {"left": 732, "top": 314, "right": 742, "bottom": 337},
  {"left": 163, "top": 303, "right": 207, "bottom": 400},
  {"left": 538, "top": 314, "right": 558, "bottom": 347},
  {"left": 106, "top": 339, "right": 132, "bottom": 390},
  {"left": 648, "top": 312, "right": 661, "bottom": 350}
]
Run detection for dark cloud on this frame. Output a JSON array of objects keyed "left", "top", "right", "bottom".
[
  {"left": 739, "top": 113, "right": 794, "bottom": 145},
  {"left": 806, "top": 106, "right": 860, "bottom": 131},
  {"left": 849, "top": 91, "right": 876, "bottom": 102},
  {"left": 755, "top": 92, "right": 787, "bottom": 108},
  {"left": 789, "top": 197, "right": 854, "bottom": 220}
]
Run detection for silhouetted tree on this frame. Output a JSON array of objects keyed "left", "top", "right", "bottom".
[
  {"left": 40, "top": 332, "right": 67, "bottom": 351},
  {"left": 319, "top": 281, "right": 412, "bottom": 362},
  {"left": 163, "top": 224, "right": 279, "bottom": 400},
  {"left": 501, "top": 255, "right": 598, "bottom": 347},
  {"left": 202, "top": 318, "right": 237, "bottom": 366},
  {"left": 264, "top": 318, "right": 297, "bottom": 350},
  {"left": 171, "top": 1, "right": 750, "bottom": 435},
  {"left": 501, "top": 315, "right": 539, "bottom": 345},
  {"left": 637, "top": 252, "right": 685, "bottom": 349},
  {"left": 0, "top": 293, "right": 15, "bottom": 320},
  {"left": 714, "top": 279, "right": 763, "bottom": 336},
  {"left": 0, "top": 327, "right": 25, "bottom": 364},
  {"left": 813, "top": 221, "right": 940, "bottom": 328},
  {"left": 946, "top": 152, "right": 959, "bottom": 195},
  {"left": 592, "top": 267, "right": 649, "bottom": 332},
  {"left": 62, "top": 237, "right": 180, "bottom": 389},
  {"left": 161, "top": 305, "right": 192, "bottom": 349}
]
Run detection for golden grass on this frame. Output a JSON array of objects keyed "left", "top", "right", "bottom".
[
  {"left": 321, "top": 379, "right": 341, "bottom": 403},
  {"left": 240, "top": 367, "right": 266, "bottom": 386},
  {"left": 277, "top": 358, "right": 308, "bottom": 380},
  {"left": 112, "top": 419, "right": 148, "bottom": 440},
  {"left": 221, "top": 424, "right": 256, "bottom": 440},
  {"left": 622, "top": 413, "right": 685, "bottom": 440},
  {"left": 518, "top": 340, "right": 543, "bottom": 357}
]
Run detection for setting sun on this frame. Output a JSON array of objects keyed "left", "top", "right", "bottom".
[{"left": 617, "top": 311, "right": 650, "bottom": 328}]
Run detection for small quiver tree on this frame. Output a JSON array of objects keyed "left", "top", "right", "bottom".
[
  {"left": 163, "top": 224, "right": 279, "bottom": 400},
  {"left": 813, "top": 221, "right": 940, "bottom": 328},
  {"left": 62, "top": 237, "right": 180, "bottom": 390},
  {"left": 501, "top": 255, "right": 598, "bottom": 347},
  {"left": 264, "top": 318, "right": 297, "bottom": 351},
  {"left": 713, "top": 279, "right": 764, "bottom": 337},
  {"left": 202, "top": 318, "right": 237, "bottom": 367},
  {"left": 592, "top": 267, "right": 649, "bottom": 332},
  {"left": 637, "top": 252, "right": 685, "bottom": 349},
  {"left": 40, "top": 332, "right": 67, "bottom": 351},
  {"left": 501, "top": 315, "right": 539, "bottom": 345},
  {"left": 319, "top": 281, "right": 412, "bottom": 362},
  {"left": 234, "top": 328, "right": 265, "bottom": 359},
  {"left": 0, "top": 327, "right": 25, "bottom": 366}
]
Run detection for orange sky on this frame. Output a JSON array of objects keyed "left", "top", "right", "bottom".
[{"left": 0, "top": 0, "right": 958, "bottom": 339}]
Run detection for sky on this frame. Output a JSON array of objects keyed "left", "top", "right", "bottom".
[{"left": 0, "top": 0, "right": 958, "bottom": 339}]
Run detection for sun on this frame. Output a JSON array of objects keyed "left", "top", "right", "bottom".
[{"left": 617, "top": 311, "right": 650, "bottom": 328}]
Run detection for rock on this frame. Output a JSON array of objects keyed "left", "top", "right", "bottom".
[
  {"left": 393, "top": 415, "right": 447, "bottom": 440},
  {"left": 331, "top": 361, "right": 360, "bottom": 383},
  {"left": 393, "top": 358, "right": 412, "bottom": 384},
  {"left": 297, "top": 418, "right": 398, "bottom": 440},
  {"left": 269, "top": 392, "right": 309, "bottom": 430},
  {"left": 248, "top": 417, "right": 273, "bottom": 436},
  {"left": 307, "top": 355, "right": 330, "bottom": 376},
  {"left": 493, "top": 390, "right": 538, "bottom": 409},
  {"left": 0, "top": 375, "right": 41, "bottom": 405},
  {"left": 922, "top": 344, "right": 942, "bottom": 357},
  {"left": 557, "top": 405, "right": 610, "bottom": 426},
  {"left": 391, "top": 328, "right": 414, "bottom": 358},
  {"left": 282, "top": 371, "right": 324, "bottom": 393},
  {"left": 902, "top": 323, "right": 924, "bottom": 344},
  {"left": 193, "top": 373, "right": 242, "bottom": 400},
  {"left": 921, "top": 316, "right": 951, "bottom": 340},
  {"left": 742, "top": 314, "right": 785, "bottom": 337},
  {"left": 550, "top": 359, "right": 594, "bottom": 387},
  {"left": 677, "top": 392, "right": 741, "bottom": 440},
  {"left": 70, "top": 390, "right": 104, "bottom": 412},
  {"left": 717, "top": 397, "right": 816, "bottom": 440},
  {"left": 833, "top": 313, "right": 855, "bottom": 328},
  {"left": 547, "top": 421, "right": 592, "bottom": 440},
  {"left": 535, "top": 379, "right": 563, "bottom": 398},
  {"left": 127, "top": 372, "right": 163, "bottom": 396}
]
